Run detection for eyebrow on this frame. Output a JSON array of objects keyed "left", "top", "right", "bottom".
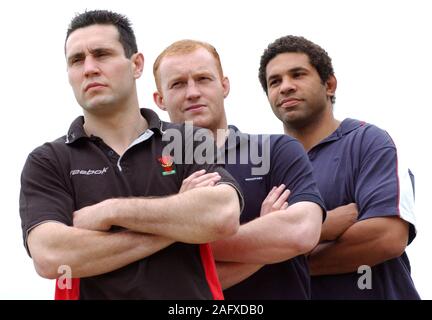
[
  {"left": 67, "top": 47, "right": 115, "bottom": 65},
  {"left": 167, "top": 70, "right": 215, "bottom": 84},
  {"left": 89, "top": 47, "right": 114, "bottom": 56},
  {"left": 67, "top": 52, "right": 85, "bottom": 65},
  {"left": 267, "top": 67, "right": 309, "bottom": 81}
]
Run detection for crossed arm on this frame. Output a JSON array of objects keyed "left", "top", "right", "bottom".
[
  {"left": 207, "top": 184, "right": 323, "bottom": 289},
  {"left": 28, "top": 175, "right": 240, "bottom": 279},
  {"left": 308, "top": 215, "right": 409, "bottom": 275},
  {"left": 28, "top": 223, "right": 174, "bottom": 279}
]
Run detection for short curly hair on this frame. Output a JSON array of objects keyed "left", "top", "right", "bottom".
[{"left": 259, "top": 35, "right": 335, "bottom": 103}]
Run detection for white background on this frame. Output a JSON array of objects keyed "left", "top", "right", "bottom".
[{"left": 1, "top": 0, "right": 431, "bottom": 299}]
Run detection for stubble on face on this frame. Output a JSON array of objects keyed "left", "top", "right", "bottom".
[{"left": 265, "top": 52, "right": 330, "bottom": 132}]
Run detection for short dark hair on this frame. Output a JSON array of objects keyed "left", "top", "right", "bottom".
[
  {"left": 65, "top": 10, "right": 138, "bottom": 58},
  {"left": 259, "top": 35, "right": 335, "bottom": 103}
]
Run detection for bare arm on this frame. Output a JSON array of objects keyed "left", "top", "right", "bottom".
[
  {"left": 74, "top": 184, "right": 241, "bottom": 244},
  {"left": 211, "top": 201, "right": 323, "bottom": 264},
  {"left": 308, "top": 216, "right": 409, "bottom": 275},
  {"left": 320, "top": 203, "right": 358, "bottom": 242},
  {"left": 27, "top": 222, "right": 174, "bottom": 279},
  {"left": 216, "top": 262, "right": 263, "bottom": 290}
]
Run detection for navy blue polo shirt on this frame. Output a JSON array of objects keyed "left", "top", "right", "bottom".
[
  {"left": 19, "top": 108, "right": 244, "bottom": 300},
  {"left": 309, "top": 118, "right": 419, "bottom": 299},
  {"left": 221, "top": 125, "right": 326, "bottom": 300}
]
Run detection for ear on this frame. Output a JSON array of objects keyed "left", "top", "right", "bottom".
[
  {"left": 326, "top": 75, "right": 337, "bottom": 101},
  {"left": 131, "top": 53, "right": 144, "bottom": 79},
  {"left": 153, "top": 92, "right": 167, "bottom": 111},
  {"left": 222, "top": 76, "right": 230, "bottom": 99}
]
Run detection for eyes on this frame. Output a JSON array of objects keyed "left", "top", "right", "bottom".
[
  {"left": 170, "top": 76, "right": 213, "bottom": 89},
  {"left": 268, "top": 71, "right": 307, "bottom": 88},
  {"left": 68, "top": 50, "right": 112, "bottom": 67}
]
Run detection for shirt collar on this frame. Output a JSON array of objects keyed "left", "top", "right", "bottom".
[
  {"left": 65, "top": 108, "right": 164, "bottom": 144},
  {"left": 225, "top": 125, "right": 250, "bottom": 151},
  {"left": 314, "top": 118, "right": 366, "bottom": 146}
]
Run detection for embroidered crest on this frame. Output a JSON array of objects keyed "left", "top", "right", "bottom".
[{"left": 158, "top": 155, "right": 176, "bottom": 176}]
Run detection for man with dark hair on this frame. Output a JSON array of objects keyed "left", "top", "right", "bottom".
[
  {"left": 19, "top": 10, "right": 244, "bottom": 300},
  {"left": 152, "top": 39, "right": 326, "bottom": 299},
  {"left": 259, "top": 35, "right": 420, "bottom": 299}
]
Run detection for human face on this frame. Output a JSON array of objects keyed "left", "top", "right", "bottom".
[
  {"left": 65, "top": 24, "right": 143, "bottom": 114},
  {"left": 154, "top": 48, "right": 229, "bottom": 132},
  {"left": 265, "top": 52, "right": 335, "bottom": 130}
]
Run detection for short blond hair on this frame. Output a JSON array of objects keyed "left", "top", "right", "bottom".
[{"left": 153, "top": 39, "right": 224, "bottom": 92}]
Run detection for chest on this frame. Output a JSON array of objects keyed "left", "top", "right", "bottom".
[
  {"left": 65, "top": 141, "right": 182, "bottom": 209},
  {"left": 308, "top": 142, "right": 361, "bottom": 210}
]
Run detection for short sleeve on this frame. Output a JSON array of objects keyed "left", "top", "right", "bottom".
[
  {"left": 19, "top": 146, "right": 74, "bottom": 255},
  {"left": 269, "top": 136, "right": 326, "bottom": 220},
  {"left": 355, "top": 130, "right": 416, "bottom": 244}
]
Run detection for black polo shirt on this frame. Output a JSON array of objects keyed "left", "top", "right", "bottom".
[
  {"left": 19, "top": 108, "right": 244, "bottom": 300},
  {"left": 222, "top": 126, "right": 326, "bottom": 299}
]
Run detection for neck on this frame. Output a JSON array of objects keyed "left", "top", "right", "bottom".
[
  {"left": 212, "top": 126, "right": 229, "bottom": 148},
  {"left": 209, "top": 115, "right": 229, "bottom": 148},
  {"left": 83, "top": 103, "right": 148, "bottom": 156},
  {"left": 284, "top": 109, "right": 340, "bottom": 151}
]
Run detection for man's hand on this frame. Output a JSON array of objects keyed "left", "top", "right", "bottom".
[
  {"left": 260, "top": 184, "right": 290, "bottom": 216},
  {"left": 180, "top": 169, "right": 221, "bottom": 193},
  {"left": 73, "top": 199, "right": 114, "bottom": 231},
  {"left": 320, "top": 203, "right": 358, "bottom": 242}
]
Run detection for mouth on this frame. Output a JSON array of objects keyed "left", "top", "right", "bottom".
[
  {"left": 185, "top": 104, "right": 206, "bottom": 112},
  {"left": 84, "top": 82, "right": 107, "bottom": 92},
  {"left": 278, "top": 98, "right": 302, "bottom": 108}
]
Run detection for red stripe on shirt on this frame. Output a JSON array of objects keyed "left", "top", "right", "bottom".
[
  {"left": 55, "top": 278, "right": 80, "bottom": 300},
  {"left": 199, "top": 243, "right": 224, "bottom": 300}
]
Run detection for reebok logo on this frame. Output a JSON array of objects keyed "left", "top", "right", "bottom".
[{"left": 70, "top": 167, "right": 109, "bottom": 177}]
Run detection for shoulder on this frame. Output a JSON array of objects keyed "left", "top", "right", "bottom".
[
  {"left": 24, "top": 136, "right": 70, "bottom": 173},
  {"left": 28, "top": 135, "right": 68, "bottom": 160},
  {"left": 342, "top": 119, "right": 396, "bottom": 154},
  {"left": 267, "top": 134, "right": 307, "bottom": 158}
]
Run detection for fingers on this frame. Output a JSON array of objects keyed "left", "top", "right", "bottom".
[
  {"left": 273, "top": 189, "right": 290, "bottom": 210},
  {"left": 180, "top": 170, "right": 221, "bottom": 193},
  {"left": 183, "top": 169, "right": 206, "bottom": 183},
  {"left": 191, "top": 172, "right": 221, "bottom": 185},
  {"left": 195, "top": 174, "right": 222, "bottom": 188},
  {"left": 260, "top": 184, "right": 291, "bottom": 216},
  {"left": 265, "top": 184, "right": 286, "bottom": 204}
]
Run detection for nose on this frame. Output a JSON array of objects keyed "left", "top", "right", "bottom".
[
  {"left": 185, "top": 80, "right": 201, "bottom": 100},
  {"left": 83, "top": 56, "right": 100, "bottom": 77},
  {"left": 280, "top": 77, "right": 296, "bottom": 95}
]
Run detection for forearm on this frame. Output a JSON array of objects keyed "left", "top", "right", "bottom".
[
  {"left": 320, "top": 203, "right": 358, "bottom": 242},
  {"left": 28, "top": 222, "right": 174, "bottom": 279},
  {"left": 211, "top": 202, "right": 322, "bottom": 264},
  {"left": 216, "top": 262, "right": 263, "bottom": 290},
  {"left": 309, "top": 238, "right": 387, "bottom": 275},
  {"left": 309, "top": 217, "right": 409, "bottom": 275},
  {"left": 109, "top": 184, "right": 240, "bottom": 243}
]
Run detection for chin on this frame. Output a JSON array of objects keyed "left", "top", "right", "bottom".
[{"left": 184, "top": 117, "right": 209, "bottom": 129}]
